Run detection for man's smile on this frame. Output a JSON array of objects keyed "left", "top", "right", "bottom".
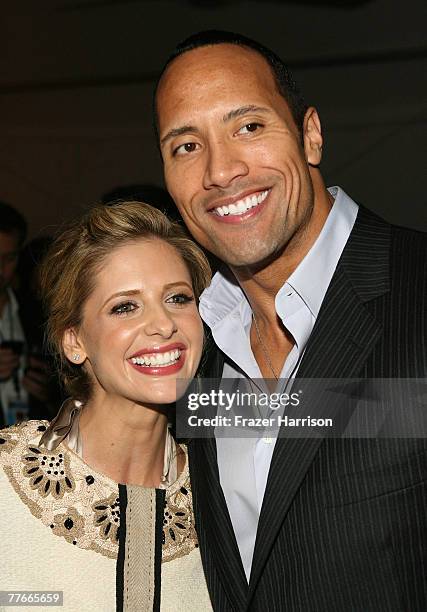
[{"left": 206, "top": 188, "right": 271, "bottom": 224}]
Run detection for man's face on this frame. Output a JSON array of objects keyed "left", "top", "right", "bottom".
[
  {"left": 157, "top": 44, "right": 321, "bottom": 268},
  {"left": 0, "top": 231, "right": 20, "bottom": 293}
]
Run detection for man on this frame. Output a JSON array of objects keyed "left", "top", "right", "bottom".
[
  {"left": 154, "top": 31, "right": 427, "bottom": 611},
  {"left": 0, "top": 201, "right": 53, "bottom": 426}
]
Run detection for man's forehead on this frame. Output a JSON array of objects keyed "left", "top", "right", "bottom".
[
  {"left": 159, "top": 43, "right": 275, "bottom": 98},
  {"left": 156, "top": 44, "right": 282, "bottom": 132}
]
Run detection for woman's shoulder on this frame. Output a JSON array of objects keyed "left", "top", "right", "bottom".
[
  {"left": 0, "top": 419, "right": 49, "bottom": 462},
  {"left": 0, "top": 418, "right": 119, "bottom": 560}
]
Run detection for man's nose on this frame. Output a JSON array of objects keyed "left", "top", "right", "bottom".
[
  {"left": 142, "top": 305, "right": 178, "bottom": 338},
  {"left": 203, "top": 139, "right": 249, "bottom": 190}
]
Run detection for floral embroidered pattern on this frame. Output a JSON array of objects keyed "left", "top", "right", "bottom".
[
  {"left": 50, "top": 506, "right": 85, "bottom": 545},
  {"left": 163, "top": 478, "right": 199, "bottom": 562},
  {"left": 1, "top": 421, "right": 198, "bottom": 563},
  {"left": 0, "top": 431, "right": 17, "bottom": 454},
  {"left": 93, "top": 493, "right": 120, "bottom": 543},
  {"left": 23, "top": 446, "right": 74, "bottom": 498},
  {"left": 0, "top": 421, "right": 118, "bottom": 559}
]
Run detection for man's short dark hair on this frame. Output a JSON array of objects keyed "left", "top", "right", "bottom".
[
  {"left": 153, "top": 29, "right": 308, "bottom": 141},
  {"left": 0, "top": 200, "right": 27, "bottom": 245}
]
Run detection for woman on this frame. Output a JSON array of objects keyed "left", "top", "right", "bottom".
[{"left": 0, "top": 202, "right": 213, "bottom": 611}]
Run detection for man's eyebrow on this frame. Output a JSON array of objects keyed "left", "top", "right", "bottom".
[
  {"left": 160, "top": 125, "right": 199, "bottom": 147},
  {"left": 160, "top": 106, "right": 271, "bottom": 146},
  {"left": 222, "top": 105, "right": 271, "bottom": 123}
]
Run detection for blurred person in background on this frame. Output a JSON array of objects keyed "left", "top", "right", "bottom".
[{"left": 0, "top": 201, "right": 55, "bottom": 426}]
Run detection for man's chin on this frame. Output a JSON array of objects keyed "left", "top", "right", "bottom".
[{"left": 215, "top": 243, "right": 285, "bottom": 273}]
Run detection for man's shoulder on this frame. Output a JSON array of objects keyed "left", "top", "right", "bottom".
[
  {"left": 390, "top": 222, "right": 427, "bottom": 248},
  {"left": 353, "top": 205, "right": 427, "bottom": 263}
]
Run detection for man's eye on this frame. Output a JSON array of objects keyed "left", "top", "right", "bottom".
[
  {"left": 110, "top": 301, "right": 137, "bottom": 315},
  {"left": 173, "top": 142, "right": 199, "bottom": 156},
  {"left": 237, "top": 123, "right": 262, "bottom": 135},
  {"left": 166, "top": 293, "right": 195, "bottom": 305}
]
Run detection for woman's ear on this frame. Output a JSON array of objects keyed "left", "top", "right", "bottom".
[
  {"left": 303, "top": 107, "right": 323, "bottom": 167},
  {"left": 62, "top": 328, "right": 87, "bottom": 365}
]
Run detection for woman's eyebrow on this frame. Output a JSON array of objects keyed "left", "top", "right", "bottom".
[{"left": 102, "top": 289, "right": 140, "bottom": 308}]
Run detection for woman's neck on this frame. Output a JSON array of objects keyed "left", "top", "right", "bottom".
[{"left": 78, "top": 394, "right": 171, "bottom": 487}]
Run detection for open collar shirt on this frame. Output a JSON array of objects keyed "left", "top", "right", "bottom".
[{"left": 199, "top": 186, "right": 359, "bottom": 580}]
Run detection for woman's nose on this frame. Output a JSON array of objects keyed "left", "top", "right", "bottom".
[{"left": 142, "top": 305, "right": 178, "bottom": 338}]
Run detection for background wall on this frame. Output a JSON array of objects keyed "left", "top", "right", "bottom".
[{"left": 1, "top": 0, "right": 426, "bottom": 238}]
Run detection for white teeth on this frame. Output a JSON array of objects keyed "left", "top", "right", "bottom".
[
  {"left": 214, "top": 190, "right": 269, "bottom": 217},
  {"left": 130, "top": 349, "right": 181, "bottom": 368}
]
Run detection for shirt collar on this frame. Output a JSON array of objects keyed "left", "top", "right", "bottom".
[
  {"left": 199, "top": 186, "right": 358, "bottom": 328},
  {"left": 278, "top": 186, "right": 358, "bottom": 319}
]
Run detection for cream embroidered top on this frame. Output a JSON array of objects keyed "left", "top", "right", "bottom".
[{"left": 0, "top": 421, "right": 212, "bottom": 612}]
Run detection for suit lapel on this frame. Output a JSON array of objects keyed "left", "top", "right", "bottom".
[
  {"left": 248, "top": 207, "right": 392, "bottom": 596},
  {"left": 189, "top": 435, "right": 248, "bottom": 610}
]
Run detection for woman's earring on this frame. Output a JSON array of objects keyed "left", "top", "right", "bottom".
[{"left": 72, "top": 353, "right": 80, "bottom": 362}]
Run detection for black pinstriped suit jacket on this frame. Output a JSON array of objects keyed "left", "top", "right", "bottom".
[{"left": 188, "top": 206, "right": 427, "bottom": 611}]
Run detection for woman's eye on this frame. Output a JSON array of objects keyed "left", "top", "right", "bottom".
[
  {"left": 166, "top": 293, "right": 195, "bottom": 305},
  {"left": 173, "top": 142, "right": 200, "bottom": 156},
  {"left": 110, "top": 301, "right": 137, "bottom": 316},
  {"left": 237, "top": 122, "right": 262, "bottom": 135}
]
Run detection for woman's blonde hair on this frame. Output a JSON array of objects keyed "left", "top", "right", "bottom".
[{"left": 39, "top": 201, "right": 211, "bottom": 399}]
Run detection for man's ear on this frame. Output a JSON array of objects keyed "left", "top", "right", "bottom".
[
  {"left": 62, "top": 328, "right": 87, "bottom": 365},
  {"left": 303, "top": 107, "right": 323, "bottom": 167}
]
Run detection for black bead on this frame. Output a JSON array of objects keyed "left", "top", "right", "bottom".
[
  {"left": 37, "top": 425, "right": 47, "bottom": 432},
  {"left": 64, "top": 518, "right": 74, "bottom": 530},
  {"left": 85, "top": 475, "right": 95, "bottom": 485}
]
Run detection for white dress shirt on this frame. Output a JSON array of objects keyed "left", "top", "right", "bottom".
[{"left": 199, "top": 187, "right": 359, "bottom": 580}]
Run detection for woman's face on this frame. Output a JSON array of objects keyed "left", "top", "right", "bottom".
[{"left": 64, "top": 238, "right": 204, "bottom": 406}]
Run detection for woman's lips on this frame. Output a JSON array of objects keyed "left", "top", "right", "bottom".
[
  {"left": 129, "top": 342, "right": 186, "bottom": 358},
  {"left": 128, "top": 349, "right": 186, "bottom": 376}
]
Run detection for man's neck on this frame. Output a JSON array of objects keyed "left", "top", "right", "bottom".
[{"left": 232, "top": 184, "right": 333, "bottom": 327}]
